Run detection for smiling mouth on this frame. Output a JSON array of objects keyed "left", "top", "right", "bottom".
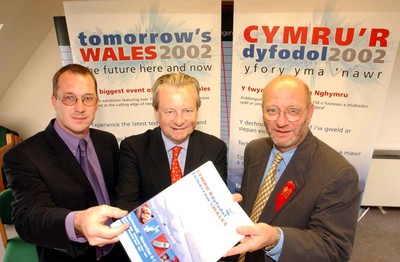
[
  {"left": 172, "top": 127, "right": 186, "bottom": 131},
  {"left": 275, "top": 129, "right": 290, "bottom": 134},
  {"left": 72, "top": 116, "right": 87, "bottom": 121}
]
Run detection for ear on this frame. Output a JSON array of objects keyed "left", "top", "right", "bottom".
[
  {"left": 51, "top": 96, "right": 57, "bottom": 110},
  {"left": 153, "top": 108, "right": 159, "bottom": 121},
  {"left": 307, "top": 103, "right": 315, "bottom": 122}
]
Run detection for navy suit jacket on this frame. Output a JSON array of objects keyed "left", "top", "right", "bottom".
[
  {"left": 113, "top": 127, "right": 227, "bottom": 211},
  {"left": 3, "top": 119, "right": 125, "bottom": 262},
  {"left": 233, "top": 131, "right": 360, "bottom": 262}
]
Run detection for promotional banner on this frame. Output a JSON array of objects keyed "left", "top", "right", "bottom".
[
  {"left": 63, "top": 0, "right": 221, "bottom": 143},
  {"left": 228, "top": 0, "right": 400, "bottom": 193},
  {"left": 54, "top": 17, "right": 73, "bottom": 66}
]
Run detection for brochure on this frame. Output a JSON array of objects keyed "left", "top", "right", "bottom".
[{"left": 111, "top": 161, "right": 253, "bottom": 262}]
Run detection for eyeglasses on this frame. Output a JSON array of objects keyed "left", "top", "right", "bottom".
[
  {"left": 56, "top": 95, "right": 98, "bottom": 107},
  {"left": 264, "top": 106, "right": 307, "bottom": 122}
]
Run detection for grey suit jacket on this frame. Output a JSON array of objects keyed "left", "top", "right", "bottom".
[
  {"left": 113, "top": 127, "right": 227, "bottom": 211},
  {"left": 3, "top": 119, "right": 124, "bottom": 262},
  {"left": 237, "top": 130, "right": 360, "bottom": 262}
]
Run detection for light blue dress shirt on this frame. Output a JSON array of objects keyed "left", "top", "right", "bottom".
[
  {"left": 161, "top": 131, "right": 189, "bottom": 174},
  {"left": 262, "top": 146, "right": 296, "bottom": 261}
]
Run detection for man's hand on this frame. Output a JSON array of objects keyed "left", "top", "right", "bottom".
[
  {"left": 232, "top": 193, "right": 243, "bottom": 203},
  {"left": 224, "top": 223, "right": 276, "bottom": 256},
  {"left": 74, "top": 205, "right": 129, "bottom": 246}
]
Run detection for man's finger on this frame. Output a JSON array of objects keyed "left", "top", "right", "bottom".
[
  {"left": 99, "top": 205, "right": 128, "bottom": 219},
  {"left": 232, "top": 193, "right": 243, "bottom": 203}
]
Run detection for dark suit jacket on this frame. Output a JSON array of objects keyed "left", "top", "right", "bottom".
[
  {"left": 233, "top": 131, "right": 360, "bottom": 262},
  {"left": 3, "top": 119, "right": 126, "bottom": 262},
  {"left": 113, "top": 127, "right": 227, "bottom": 211}
]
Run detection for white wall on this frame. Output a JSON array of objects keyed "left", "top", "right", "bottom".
[
  {"left": 374, "top": 41, "right": 400, "bottom": 151},
  {"left": 362, "top": 159, "right": 400, "bottom": 207},
  {"left": 0, "top": 27, "right": 62, "bottom": 138}
]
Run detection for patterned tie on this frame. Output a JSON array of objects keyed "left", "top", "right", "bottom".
[
  {"left": 250, "top": 153, "right": 283, "bottom": 222},
  {"left": 170, "top": 146, "right": 183, "bottom": 184},
  {"left": 238, "top": 153, "right": 283, "bottom": 262},
  {"left": 78, "top": 139, "right": 105, "bottom": 205},
  {"left": 78, "top": 139, "right": 112, "bottom": 259}
]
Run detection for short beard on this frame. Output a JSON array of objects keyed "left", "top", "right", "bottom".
[{"left": 266, "top": 118, "right": 310, "bottom": 151}]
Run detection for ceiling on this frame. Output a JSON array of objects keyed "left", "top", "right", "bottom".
[{"left": 0, "top": 0, "right": 94, "bottom": 99}]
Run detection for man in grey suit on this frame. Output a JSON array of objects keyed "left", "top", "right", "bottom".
[
  {"left": 225, "top": 75, "right": 360, "bottom": 262},
  {"left": 114, "top": 72, "right": 227, "bottom": 212},
  {"left": 4, "top": 64, "right": 129, "bottom": 261}
]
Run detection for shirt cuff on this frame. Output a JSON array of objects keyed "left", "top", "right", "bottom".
[
  {"left": 265, "top": 227, "right": 284, "bottom": 261},
  {"left": 65, "top": 211, "right": 87, "bottom": 243}
]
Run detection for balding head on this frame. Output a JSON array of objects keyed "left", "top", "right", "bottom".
[{"left": 262, "top": 75, "right": 311, "bottom": 109}]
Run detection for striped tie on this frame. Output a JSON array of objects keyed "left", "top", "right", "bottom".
[{"left": 238, "top": 153, "right": 283, "bottom": 262}]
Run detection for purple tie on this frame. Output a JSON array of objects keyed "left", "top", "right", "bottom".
[
  {"left": 78, "top": 139, "right": 112, "bottom": 259},
  {"left": 78, "top": 139, "right": 105, "bottom": 205}
]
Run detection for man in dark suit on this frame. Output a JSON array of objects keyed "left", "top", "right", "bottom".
[
  {"left": 114, "top": 72, "right": 227, "bottom": 211},
  {"left": 4, "top": 64, "right": 129, "bottom": 262},
  {"left": 225, "top": 75, "right": 360, "bottom": 262}
]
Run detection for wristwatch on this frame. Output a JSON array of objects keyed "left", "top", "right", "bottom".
[{"left": 264, "top": 226, "right": 281, "bottom": 251}]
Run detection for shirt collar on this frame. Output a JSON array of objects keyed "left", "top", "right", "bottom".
[
  {"left": 272, "top": 145, "right": 297, "bottom": 165},
  {"left": 53, "top": 120, "right": 91, "bottom": 155},
  {"left": 161, "top": 130, "right": 189, "bottom": 152}
]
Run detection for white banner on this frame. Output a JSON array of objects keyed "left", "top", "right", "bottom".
[
  {"left": 64, "top": 0, "right": 221, "bottom": 143},
  {"left": 228, "top": 0, "right": 400, "bottom": 193}
]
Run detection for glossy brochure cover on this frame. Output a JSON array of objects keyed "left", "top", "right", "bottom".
[{"left": 111, "top": 161, "right": 252, "bottom": 262}]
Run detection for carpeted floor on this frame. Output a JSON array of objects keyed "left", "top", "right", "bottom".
[{"left": 350, "top": 206, "right": 400, "bottom": 262}]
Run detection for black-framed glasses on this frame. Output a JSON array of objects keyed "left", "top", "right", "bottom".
[
  {"left": 264, "top": 106, "right": 307, "bottom": 122},
  {"left": 56, "top": 95, "right": 98, "bottom": 107}
]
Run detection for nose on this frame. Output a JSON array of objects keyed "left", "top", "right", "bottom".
[
  {"left": 173, "top": 112, "right": 185, "bottom": 126},
  {"left": 74, "top": 98, "right": 86, "bottom": 112},
  {"left": 275, "top": 111, "right": 289, "bottom": 126}
]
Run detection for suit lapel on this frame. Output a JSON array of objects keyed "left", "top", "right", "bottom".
[
  {"left": 262, "top": 163, "right": 305, "bottom": 222},
  {"left": 260, "top": 131, "right": 315, "bottom": 222},
  {"left": 44, "top": 122, "right": 95, "bottom": 194},
  {"left": 241, "top": 143, "right": 271, "bottom": 216},
  {"left": 146, "top": 128, "right": 172, "bottom": 192},
  {"left": 184, "top": 131, "right": 205, "bottom": 175},
  {"left": 91, "top": 132, "right": 113, "bottom": 195}
]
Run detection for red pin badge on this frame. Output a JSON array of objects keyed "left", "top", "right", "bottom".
[{"left": 275, "top": 180, "right": 296, "bottom": 212}]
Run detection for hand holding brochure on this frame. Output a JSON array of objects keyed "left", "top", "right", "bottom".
[{"left": 111, "top": 161, "right": 253, "bottom": 262}]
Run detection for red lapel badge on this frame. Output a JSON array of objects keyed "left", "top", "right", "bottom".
[{"left": 275, "top": 180, "right": 296, "bottom": 212}]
